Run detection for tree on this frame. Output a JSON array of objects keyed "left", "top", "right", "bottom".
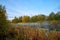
[
  {"left": 48, "top": 12, "right": 55, "bottom": 21},
  {"left": 55, "top": 12, "right": 60, "bottom": 20},
  {"left": 18, "top": 16, "right": 22, "bottom": 22},
  {"left": 12, "top": 17, "right": 19, "bottom": 23},
  {"left": 30, "top": 16, "right": 38, "bottom": 22},
  {"left": 22, "top": 16, "right": 30, "bottom": 23},
  {"left": 0, "top": 5, "right": 8, "bottom": 32},
  {"left": 0, "top": 5, "right": 8, "bottom": 40},
  {"left": 37, "top": 15, "right": 46, "bottom": 22}
]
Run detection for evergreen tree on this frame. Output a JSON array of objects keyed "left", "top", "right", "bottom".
[
  {"left": 0, "top": 5, "right": 8, "bottom": 40},
  {"left": 0, "top": 5, "right": 8, "bottom": 32}
]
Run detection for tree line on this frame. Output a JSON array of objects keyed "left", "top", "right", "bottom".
[{"left": 12, "top": 12, "right": 60, "bottom": 23}]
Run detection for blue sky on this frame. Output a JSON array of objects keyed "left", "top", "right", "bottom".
[{"left": 0, "top": 0, "right": 60, "bottom": 20}]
